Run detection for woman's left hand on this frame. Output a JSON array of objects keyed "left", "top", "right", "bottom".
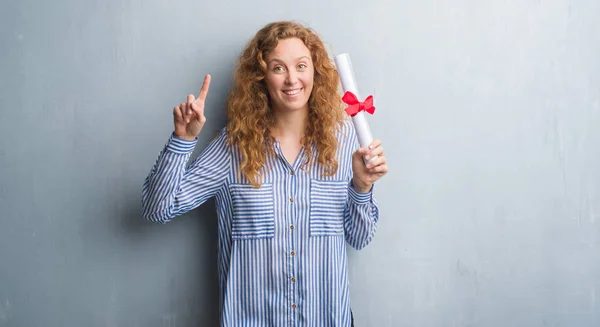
[{"left": 351, "top": 139, "right": 388, "bottom": 193}]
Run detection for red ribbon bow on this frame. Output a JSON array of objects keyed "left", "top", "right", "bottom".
[{"left": 342, "top": 91, "right": 376, "bottom": 117}]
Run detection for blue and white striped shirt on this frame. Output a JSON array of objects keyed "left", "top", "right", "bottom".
[{"left": 142, "top": 120, "right": 379, "bottom": 326}]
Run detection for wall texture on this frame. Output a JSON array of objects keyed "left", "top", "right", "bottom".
[{"left": 1, "top": 0, "right": 599, "bottom": 326}]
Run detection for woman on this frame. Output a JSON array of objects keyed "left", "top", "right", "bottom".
[{"left": 142, "top": 21, "right": 388, "bottom": 326}]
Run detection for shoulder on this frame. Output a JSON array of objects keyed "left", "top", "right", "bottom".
[
  {"left": 335, "top": 119, "right": 357, "bottom": 143},
  {"left": 209, "top": 126, "right": 229, "bottom": 143},
  {"left": 201, "top": 126, "right": 232, "bottom": 152}
]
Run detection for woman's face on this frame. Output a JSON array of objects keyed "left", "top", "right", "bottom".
[{"left": 264, "top": 37, "right": 315, "bottom": 114}]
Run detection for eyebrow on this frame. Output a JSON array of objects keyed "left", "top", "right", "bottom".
[{"left": 268, "top": 56, "right": 311, "bottom": 64}]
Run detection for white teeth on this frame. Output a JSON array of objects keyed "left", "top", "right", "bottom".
[{"left": 283, "top": 89, "right": 301, "bottom": 95}]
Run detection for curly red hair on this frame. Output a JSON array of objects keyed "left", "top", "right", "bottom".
[{"left": 226, "top": 21, "right": 345, "bottom": 187}]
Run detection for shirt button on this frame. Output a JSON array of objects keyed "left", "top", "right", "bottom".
[
  {"left": 292, "top": 304, "right": 297, "bottom": 309},
  {"left": 291, "top": 277, "right": 296, "bottom": 282},
  {"left": 290, "top": 225, "right": 294, "bottom": 230},
  {"left": 290, "top": 171, "right": 295, "bottom": 175},
  {"left": 291, "top": 251, "right": 295, "bottom": 256},
  {"left": 290, "top": 197, "right": 294, "bottom": 203}
]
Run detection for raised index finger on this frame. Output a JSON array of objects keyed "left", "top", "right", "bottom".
[{"left": 198, "top": 74, "right": 211, "bottom": 101}]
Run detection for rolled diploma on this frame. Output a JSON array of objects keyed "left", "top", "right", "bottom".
[{"left": 334, "top": 53, "right": 377, "bottom": 164}]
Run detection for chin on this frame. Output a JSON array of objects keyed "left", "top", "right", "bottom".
[
  {"left": 273, "top": 99, "right": 309, "bottom": 112},
  {"left": 286, "top": 103, "right": 309, "bottom": 112}
]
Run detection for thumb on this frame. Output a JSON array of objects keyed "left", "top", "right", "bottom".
[
  {"left": 191, "top": 101, "right": 205, "bottom": 119},
  {"left": 354, "top": 147, "right": 368, "bottom": 158}
]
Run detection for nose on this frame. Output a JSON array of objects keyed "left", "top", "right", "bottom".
[{"left": 285, "top": 70, "right": 298, "bottom": 85}]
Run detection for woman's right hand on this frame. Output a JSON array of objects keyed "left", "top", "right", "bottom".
[{"left": 173, "top": 74, "right": 211, "bottom": 140}]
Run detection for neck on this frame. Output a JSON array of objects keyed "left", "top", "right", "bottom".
[{"left": 270, "top": 107, "right": 309, "bottom": 141}]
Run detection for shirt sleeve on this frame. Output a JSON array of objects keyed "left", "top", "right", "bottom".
[
  {"left": 341, "top": 121, "right": 380, "bottom": 249},
  {"left": 142, "top": 128, "right": 231, "bottom": 223},
  {"left": 344, "top": 181, "right": 379, "bottom": 249}
]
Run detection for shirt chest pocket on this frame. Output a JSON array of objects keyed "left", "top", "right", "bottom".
[
  {"left": 309, "top": 179, "right": 348, "bottom": 237},
  {"left": 229, "top": 183, "right": 275, "bottom": 240}
]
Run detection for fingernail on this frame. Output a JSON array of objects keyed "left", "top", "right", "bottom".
[{"left": 365, "top": 155, "right": 370, "bottom": 160}]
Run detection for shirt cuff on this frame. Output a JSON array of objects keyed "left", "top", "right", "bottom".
[
  {"left": 348, "top": 181, "right": 374, "bottom": 204},
  {"left": 166, "top": 133, "right": 197, "bottom": 154}
]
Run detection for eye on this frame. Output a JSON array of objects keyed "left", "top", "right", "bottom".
[
  {"left": 298, "top": 63, "right": 308, "bottom": 69},
  {"left": 273, "top": 65, "right": 285, "bottom": 72}
]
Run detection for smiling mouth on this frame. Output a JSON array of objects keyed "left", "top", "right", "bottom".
[{"left": 283, "top": 88, "right": 302, "bottom": 96}]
